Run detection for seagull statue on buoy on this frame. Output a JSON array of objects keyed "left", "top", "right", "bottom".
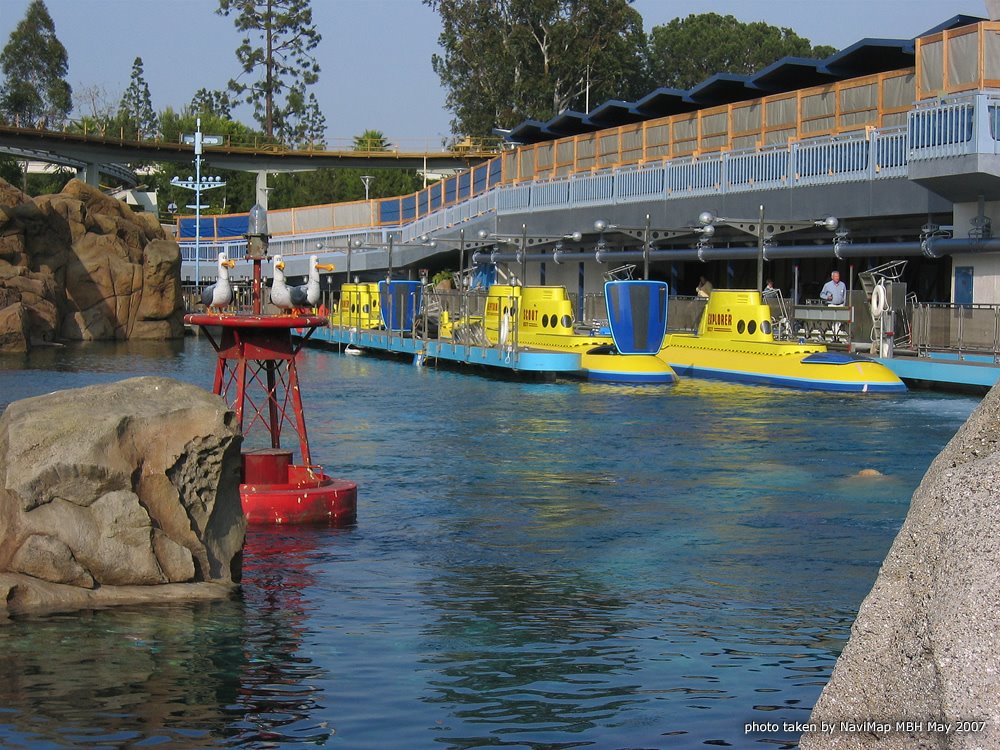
[
  {"left": 271, "top": 254, "right": 335, "bottom": 314},
  {"left": 201, "top": 252, "right": 237, "bottom": 312}
]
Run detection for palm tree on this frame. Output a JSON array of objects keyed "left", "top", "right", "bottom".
[{"left": 353, "top": 129, "right": 390, "bottom": 152}]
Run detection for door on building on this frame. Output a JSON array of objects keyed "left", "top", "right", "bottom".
[{"left": 954, "top": 266, "right": 973, "bottom": 306}]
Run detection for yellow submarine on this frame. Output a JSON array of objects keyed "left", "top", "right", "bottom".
[
  {"left": 330, "top": 282, "right": 382, "bottom": 329},
  {"left": 442, "top": 283, "right": 677, "bottom": 384},
  {"left": 658, "top": 289, "right": 906, "bottom": 392}
]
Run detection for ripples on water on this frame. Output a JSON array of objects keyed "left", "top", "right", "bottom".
[{"left": 0, "top": 339, "right": 979, "bottom": 748}]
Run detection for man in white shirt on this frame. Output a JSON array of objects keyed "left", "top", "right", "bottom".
[{"left": 820, "top": 270, "right": 846, "bottom": 305}]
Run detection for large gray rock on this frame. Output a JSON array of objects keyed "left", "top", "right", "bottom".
[
  {"left": 801, "top": 386, "right": 1000, "bottom": 748},
  {"left": 0, "top": 376, "right": 246, "bottom": 618}
]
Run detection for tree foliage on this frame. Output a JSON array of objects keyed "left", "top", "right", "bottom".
[
  {"left": 280, "top": 84, "right": 326, "bottom": 148},
  {"left": 117, "top": 57, "right": 159, "bottom": 140},
  {"left": 190, "top": 88, "right": 236, "bottom": 120},
  {"left": 425, "top": 0, "right": 645, "bottom": 136},
  {"left": 72, "top": 84, "right": 117, "bottom": 135},
  {"left": 646, "top": 13, "right": 837, "bottom": 90},
  {"left": 216, "top": 0, "right": 323, "bottom": 142},
  {"left": 353, "top": 129, "right": 390, "bottom": 152},
  {"left": 0, "top": 0, "right": 71, "bottom": 127}
]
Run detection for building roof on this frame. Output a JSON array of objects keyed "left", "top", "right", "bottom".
[{"left": 504, "top": 14, "right": 985, "bottom": 145}]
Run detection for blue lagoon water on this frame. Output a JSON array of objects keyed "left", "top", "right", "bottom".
[{"left": 0, "top": 339, "right": 979, "bottom": 748}]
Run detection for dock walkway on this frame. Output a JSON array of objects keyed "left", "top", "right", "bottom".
[{"left": 303, "top": 324, "right": 582, "bottom": 376}]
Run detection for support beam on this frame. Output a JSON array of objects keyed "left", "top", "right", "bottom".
[{"left": 255, "top": 171, "right": 270, "bottom": 209}]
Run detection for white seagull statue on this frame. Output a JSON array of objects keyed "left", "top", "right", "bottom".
[
  {"left": 271, "top": 254, "right": 335, "bottom": 313},
  {"left": 201, "top": 252, "right": 237, "bottom": 312}
]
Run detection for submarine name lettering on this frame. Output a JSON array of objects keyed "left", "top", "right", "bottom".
[{"left": 707, "top": 312, "right": 732, "bottom": 327}]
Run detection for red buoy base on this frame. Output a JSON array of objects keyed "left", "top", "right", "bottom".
[{"left": 240, "top": 450, "right": 357, "bottom": 525}]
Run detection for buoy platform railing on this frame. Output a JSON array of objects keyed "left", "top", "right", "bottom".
[{"left": 184, "top": 204, "right": 357, "bottom": 525}]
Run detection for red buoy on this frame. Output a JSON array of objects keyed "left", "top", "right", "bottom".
[{"left": 184, "top": 250, "right": 357, "bottom": 525}]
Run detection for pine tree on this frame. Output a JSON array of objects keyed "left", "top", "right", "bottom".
[
  {"left": 217, "top": 0, "right": 323, "bottom": 140},
  {"left": 118, "top": 56, "right": 159, "bottom": 140},
  {"left": 190, "top": 88, "right": 235, "bottom": 120},
  {"left": 0, "top": 0, "right": 72, "bottom": 127}
]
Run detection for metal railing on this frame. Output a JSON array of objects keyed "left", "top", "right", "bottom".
[
  {"left": 908, "top": 92, "right": 1000, "bottom": 159},
  {"left": 910, "top": 302, "right": 1000, "bottom": 359},
  {"left": 492, "top": 126, "right": 911, "bottom": 217},
  {"left": 179, "top": 95, "right": 1000, "bottom": 265}
]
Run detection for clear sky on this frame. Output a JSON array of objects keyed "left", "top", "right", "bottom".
[{"left": 0, "top": 0, "right": 990, "bottom": 149}]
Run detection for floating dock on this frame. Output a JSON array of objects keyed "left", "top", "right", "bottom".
[
  {"left": 304, "top": 324, "right": 583, "bottom": 376},
  {"left": 877, "top": 351, "right": 1000, "bottom": 391}
]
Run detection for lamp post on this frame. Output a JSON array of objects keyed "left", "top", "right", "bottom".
[
  {"left": 361, "top": 175, "right": 374, "bottom": 201},
  {"left": 697, "top": 207, "right": 840, "bottom": 290},
  {"left": 172, "top": 118, "right": 226, "bottom": 290},
  {"left": 476, "top": 227, "right": 583, "bottom": 285},
  {"left": 592, "top": 216, "right": 703, "bottom": 280}
]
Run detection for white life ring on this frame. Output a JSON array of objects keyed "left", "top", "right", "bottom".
[
  {"left": 499, "top": 311, "right": 511, "bottom": 346},
  {"left": 870, "top": 282, "right": 887, "bottom": 318}
]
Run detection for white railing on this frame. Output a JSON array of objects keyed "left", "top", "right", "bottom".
[
  {"left": 908, "top": 95, "right": 975, "bottom": 158},
  {"left": 183, "top": 95, "right": 1000, "bottom": 267}
]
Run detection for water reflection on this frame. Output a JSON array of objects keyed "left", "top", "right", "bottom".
[
  {"left": 0, "top": 601, "right": 244, "bottom": 748},
  {"left": 230, "top": 528, "right": 339, "bottom": 746}
]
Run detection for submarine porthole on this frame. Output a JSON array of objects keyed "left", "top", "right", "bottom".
[
  {"left": 561, "top": 315, "right": 572, "bottom": 328},
  {"left": 761, "top": 320, "right": 772, "bottom": 335},
  {"left": 737, "top": 320, "right": 746, "bottom": 334},
  {"left": 748, "top": 320, "right": 757, "bottom": 334},
  {"left": 363, "top": 304, "right": 370, "bottom": 313}
]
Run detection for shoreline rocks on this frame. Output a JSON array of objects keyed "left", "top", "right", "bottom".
[
  {"left": 800, "top": 384, "right": 1000, "bottom": 748},
  {"left": 0, "top": 377, "right": 246, "bottom": 619},
  {"left": 0, "top": 178, "right": 184, "bottom": 352}
]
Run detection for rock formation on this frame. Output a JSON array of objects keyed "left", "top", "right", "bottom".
[
  {"left": 800, "top": 385, "right": 1000, "bottom": 748},
  {"left": 0, "top": 178, "right": 184, "bottom": 352},
  {"left": 0, "top": 376, "right": 246, "bottom": 618}
]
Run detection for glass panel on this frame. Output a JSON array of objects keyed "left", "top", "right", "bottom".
[
  {"left": 764, "top": 128, "right": 796, "bottom": 145},
  {"left": 599, "top": 133, "right": 619, "bottom": 165},
  {"left": 503, "top": 152, "right": 517, "bottom": 181},
  {"left": 701, "top": 111, "right": 727, "bottom": 135},
  {"left": 731, "top": 134, "right": 760, "bottom": 149},
  {"left": 947, "top": 30, "right": 979, "bottom": 87},
  {"left": 802, "top": 91, "right": 835, "bottom": 118},
  {"left": 766, "top": 97, "right": 796, "bottom": 127},
  {"left": 518, "top": 149, "right": 534, "bottom": 179},
  {"left": 919, "top": 39, "right": 944, "bottom": 95},
  {"left": 883, "top": 73, "right": 915, "bottom": 109},
  {"left": 802, "top": 116, "right": 835, "bottom": 133},
  {"left": 732, "top": 103, "right": 761, "bottom": 133},
  {"left": 577, "top": 135, "right": 595, "bottom": 169},
  {"left": 535, "top": 143, "right": 553, "bottom": 169},
  {"left": 673, "top": 117, "right": 697, "bottom": 141},
  {"left": 645, "top": 123, "right": 670, "bottom": 155},
  {"left": 620, "top": 129, "right": 643, "bottom": 164},
  {"left": 986, "top": 32, "right": 1000, "bottom": 80},
  {"left": 840, "top": 110, "right": 877, "bottom": 128},
  {"left": 700, "top": 134, "right": 728, "bottom": 150},
  {"left": 840, "top": 83, "right": 877, "bottom": 112}
]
